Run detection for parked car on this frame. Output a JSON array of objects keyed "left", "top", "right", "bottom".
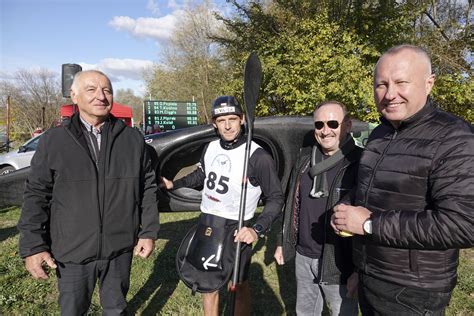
[
  {"left": 0, "top": 133, "right": 42, "bottom": 175},
  {"left": 0, "top": 116, "right": 375, "bottom": 209},
  {"left": 145, "top": 115, "right": 374, "bottom": 212}
]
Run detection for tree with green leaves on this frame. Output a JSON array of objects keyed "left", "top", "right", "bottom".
[
  {"left": 215, "top": 0, "right": 472, "bottom": 122},
  {"left": 214, "top": 1, "right": 379, "bottom": 121},
  {"left": 114, "top": 88, "right": 144, "bottom": 125},
  {"left": 146, "top": 0, "right": 228, "bottom": 124}
]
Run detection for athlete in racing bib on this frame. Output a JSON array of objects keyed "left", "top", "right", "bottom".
[{"left": 163, "top": 95, "right": 283, "bottom": 316}]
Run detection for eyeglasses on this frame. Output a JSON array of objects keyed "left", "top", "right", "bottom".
[{"left": 314, "top": 120, "right": 342, "bottom": 130}]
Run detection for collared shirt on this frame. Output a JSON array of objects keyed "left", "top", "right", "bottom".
[
  {"left": 79, "top": 116, "right": 106, "bottom": 168},
  {"left": 80, "top": 116, "right": 104, "bottom": 150}
]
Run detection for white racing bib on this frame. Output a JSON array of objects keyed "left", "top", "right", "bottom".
[{"left": 201, "top": 139, "right": 262, "bottom": 221}]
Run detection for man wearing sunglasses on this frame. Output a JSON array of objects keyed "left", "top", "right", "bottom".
[
  {"left": 275, "top": 101, "right": 362, "bottom": 315},
  {"left": 332, "top": 45, "right": 474, "bottom": 315}
]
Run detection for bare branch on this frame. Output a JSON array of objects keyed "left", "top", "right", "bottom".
[{"left": 423, "top": 10, "right": 450, "bottom": 41}]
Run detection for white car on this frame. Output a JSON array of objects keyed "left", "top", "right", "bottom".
[{"left": 0, "top": 134, "right": 42, "bottom": 175}]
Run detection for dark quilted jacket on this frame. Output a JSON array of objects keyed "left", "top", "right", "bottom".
[{"left": 353, "top": 99, "right": 474, "bottom": 291}]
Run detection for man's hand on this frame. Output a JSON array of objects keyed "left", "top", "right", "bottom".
[
  {"left": 24, "top": 251, "right": 57, "bottom": 280},
  {"left": 331, "top": 203, "right": 371, "bottom": 235},
  {"left": 161, "top": 177, "right": 173, "bottom": 190},
  {"left": 234, "top": 227, "right": 258, "bottom": 244},
  {"left": 346, "top": 272, "right": 358, "bottom": 298},
  {"left": 134, "top": 238, "right": 155, "bottom": 259},
  {"left": 274, "top": 246, "right": 285, "bottom": 265}
]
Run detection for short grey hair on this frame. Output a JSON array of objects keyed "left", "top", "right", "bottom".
[
  {"left": 70, "top": 70, "right": 113, "bottom": 94},
  {"left": 376, "top": 44, "right": 432, "bottom": 75}
]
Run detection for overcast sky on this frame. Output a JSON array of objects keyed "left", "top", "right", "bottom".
[{"left": 0, "top": 0, "right": 228, "bottom": 96}]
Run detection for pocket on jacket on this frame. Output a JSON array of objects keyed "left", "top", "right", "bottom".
[
  {"left": 50, "top": 201, "right": 63, "bottom": 251},
  {"left": 133, "top": 202, "right": 140, "bottom": 241},
  {"left": 102, "top": 199, "right": 139, "bottom": 256}
]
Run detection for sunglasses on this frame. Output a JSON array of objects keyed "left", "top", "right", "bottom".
[{"left": 314, "top": 120, "right": 342, "bottom": 130}]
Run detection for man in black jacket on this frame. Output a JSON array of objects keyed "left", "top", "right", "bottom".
[
  {"left": 332, "top": 45, "right": 474, "bottom": 315},
  {"left": 18, "top": 70, "right": 160, "bottom": 315},
  {"left": 275, "top": 101, "right": 361, "bottom": 315}
]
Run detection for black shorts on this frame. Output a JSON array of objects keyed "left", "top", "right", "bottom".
[{"left": 200, "top": 213, "right": 252, "bottom": 282}]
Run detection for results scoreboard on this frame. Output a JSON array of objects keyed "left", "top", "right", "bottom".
[{"left": 144, "top": 100, "right": 198, "bottom": 132}]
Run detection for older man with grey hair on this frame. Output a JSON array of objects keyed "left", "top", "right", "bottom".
[{"left": 18, "top": 70, "right": 160, "bottom": 315}]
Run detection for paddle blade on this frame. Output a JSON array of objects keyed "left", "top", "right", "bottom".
[{"left": 243, "top": 52, "right": 262, "bottom": 127}]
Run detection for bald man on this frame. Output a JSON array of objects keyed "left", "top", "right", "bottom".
[
  {"left": 275, "top": 101, "right": 361, "bottom": 315},
  {"left": 332, "top": 45, "right": 474, "bottom": 315}
]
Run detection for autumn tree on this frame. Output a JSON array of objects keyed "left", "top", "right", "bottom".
[
  {"left": 215, "top": 0, "right": 473, "bottom": 122},
  {"left": 0, "top": 69, "right": 63, "bottom": 142},
  {"left": 146, "top": 0, "right": 228, "bottom": 124},
  {"left": 214, "top": 1, "right": 379, "bottom": 121},
  {"left": 114, "top": 88, "right": 144, "bottom": 125},
  {"left": 412, "top": 0, "right": 473, "bottom": 122},
  {"left": 343, "top": 0, "right": 473, "bottom": 121}
]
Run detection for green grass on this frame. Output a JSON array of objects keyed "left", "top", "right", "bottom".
[{"left": 0, "top": 207, "right": 472, "bottom": 315}]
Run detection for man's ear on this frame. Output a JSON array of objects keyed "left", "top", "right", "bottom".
[
  {"left": 240, "top": 115, "right": 246, "bottom": 125},
  {"left": 425, "top": 74, "right": 436, "bottom": 95},
  {"left": 70, "top": 89, "right": 77, "bottom": 104}
]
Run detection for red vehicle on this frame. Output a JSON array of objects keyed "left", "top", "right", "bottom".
[{"left": 60, "top": 102, "right": 133, "bottom": 127}]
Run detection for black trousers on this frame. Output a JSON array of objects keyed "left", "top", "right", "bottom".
[
  {"left": 56, "top": 251, "right": 133, "bottom": 316},
  {"left": 358, "top": 273, "right": 452, "bottom": 316}
]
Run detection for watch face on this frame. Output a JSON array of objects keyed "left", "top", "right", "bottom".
[
  {"left": 253, "top": 224, "right": 263, "bottom": 234},
  {"left": 364, "top": 220, "right": 372, "bottom": 234}
]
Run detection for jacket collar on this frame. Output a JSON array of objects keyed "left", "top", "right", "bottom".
[{"left": 66, "top": 113, "right": 126, "bottom": 139}]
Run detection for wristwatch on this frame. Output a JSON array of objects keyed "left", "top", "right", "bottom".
[
  {"left": 252, "top": 223, "right": 265, "bottom": 238},
  {"left": 363, "top": 218, "right": 372, "bottom": 235}
]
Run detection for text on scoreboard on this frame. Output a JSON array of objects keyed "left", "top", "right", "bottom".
[{"left": 144, "top": 100, "right": 198, "bottom": 131}]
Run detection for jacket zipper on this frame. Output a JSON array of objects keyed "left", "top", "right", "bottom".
[
  {"left": 319, "top": 162, "right": 351, "bottom": 285},
  {"left": 363, "top": 130, "right": 398, "bottom": 207},
  {"left": 97, "top": 128, "right": 109, "bottom": 260},
  {"left": 362, "top": 130, "right": 398, "bottom": 272},
  {"left": 64, "top": 127, "right": 103, "bottom": 259},
  {"left": 290, "top": 159, "right": 311, "bottom": 246}
]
